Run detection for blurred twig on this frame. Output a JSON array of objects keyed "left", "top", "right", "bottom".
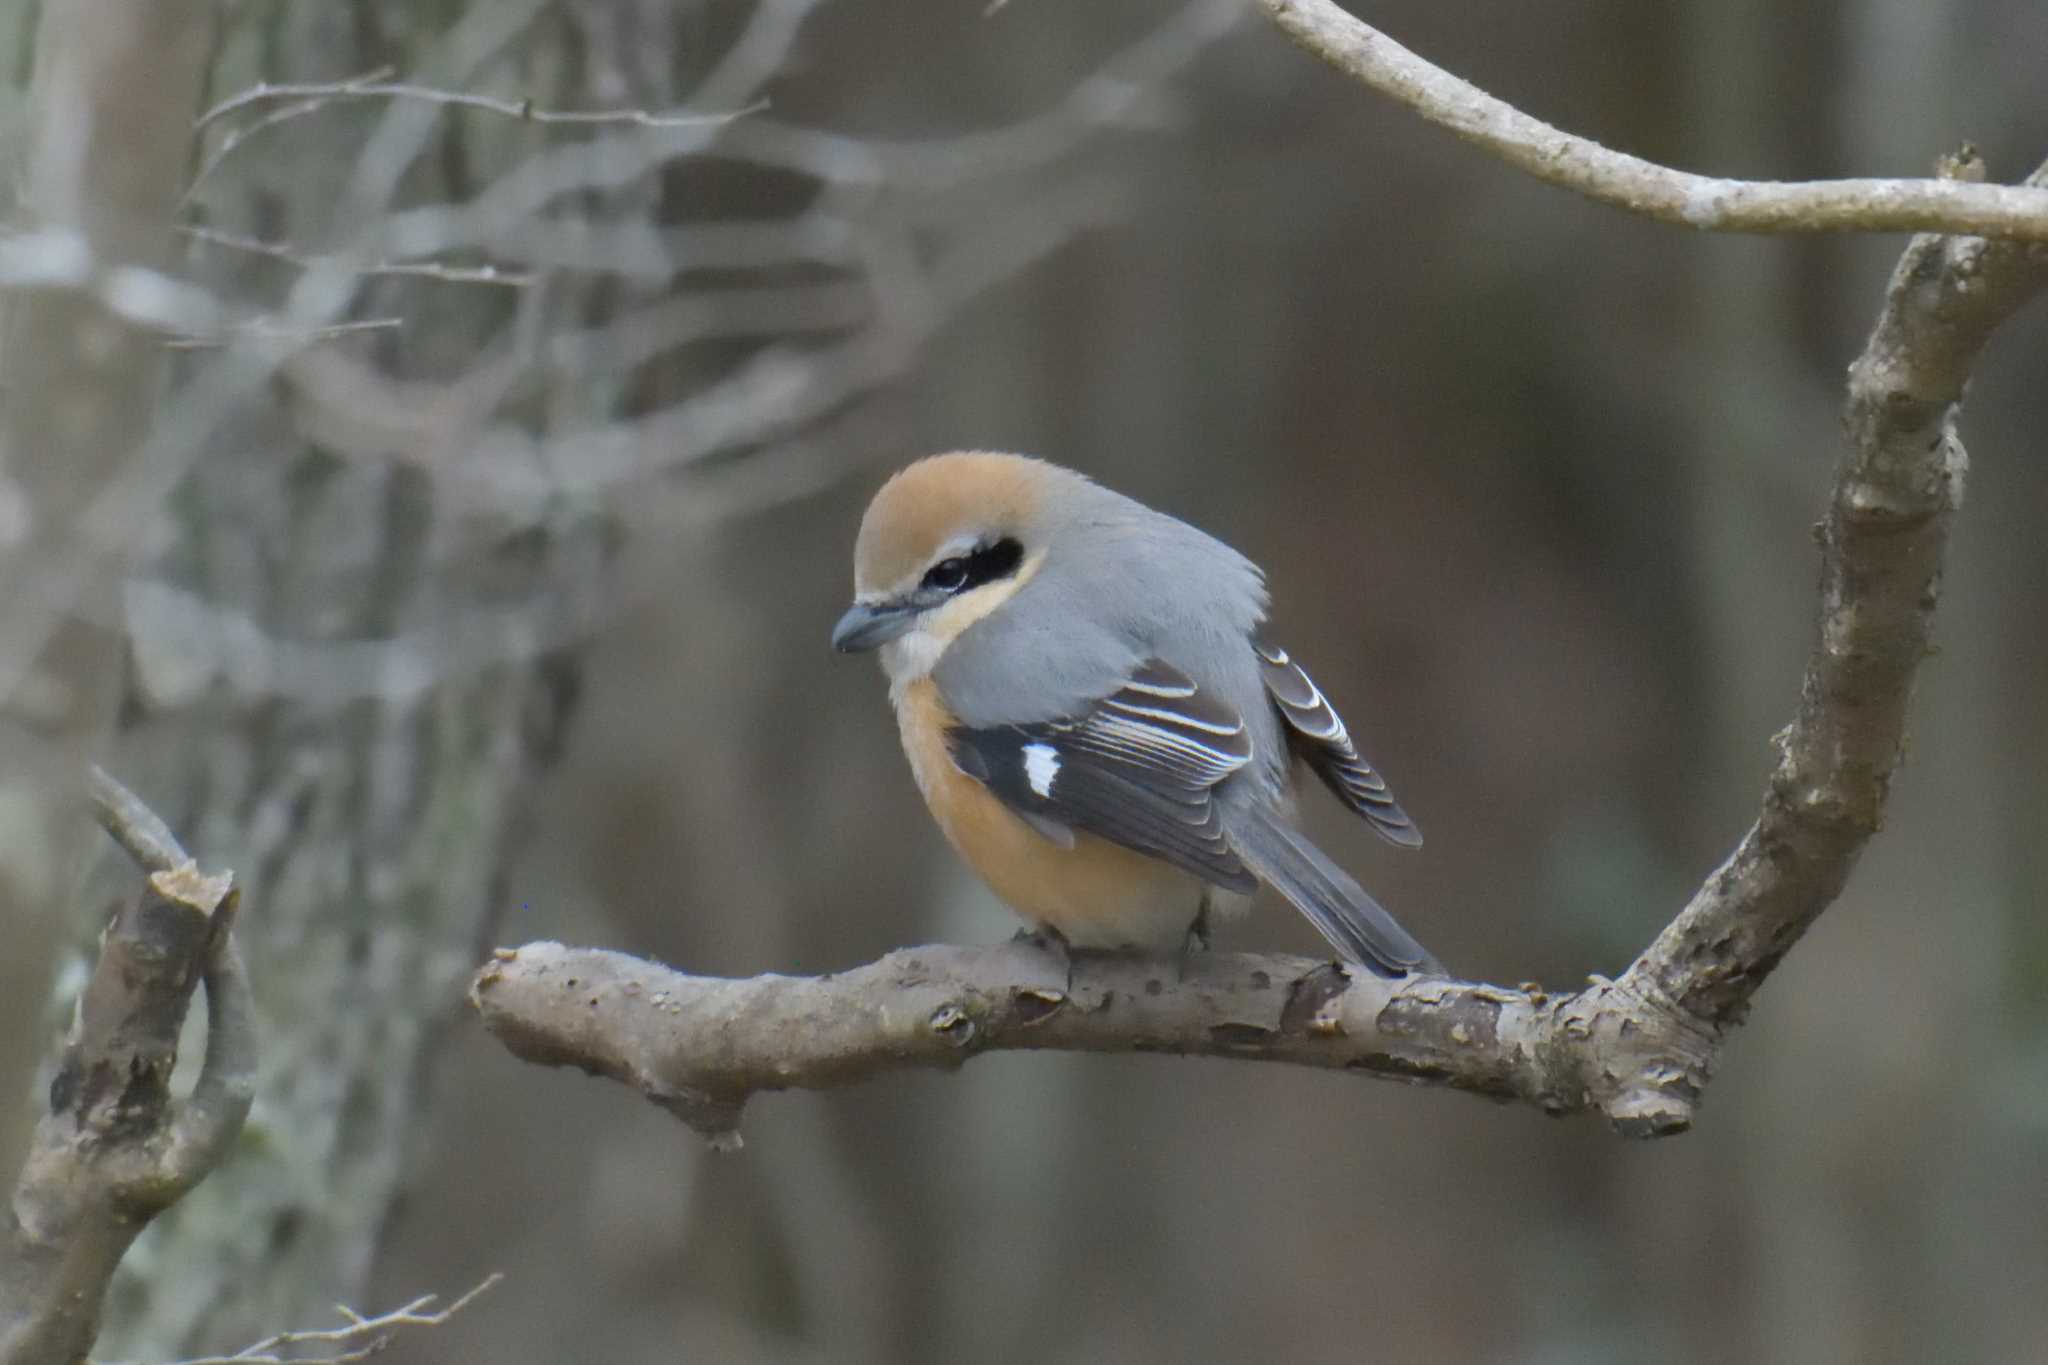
[
  {"left": 188, "top": 67, "right": 759, "bottom": 202},
  {"left": 179, "top": 225, "right": 534, "bottom": 288},
  {"left": 198, "top": 72, "right": 754, "bottom": 131},
  {"left": 1258, "top": 0, "right": 2048, "bottom": 241},
  {"left": 194, "top": 65, "right": 394, "bottom": 129},
  {"left": 87, "top": 762, "right": 189, "bottom": 871},
  {"left": 129, "top": 1273, "right": 502, "bottom": 1365}
]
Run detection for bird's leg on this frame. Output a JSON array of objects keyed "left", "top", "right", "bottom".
[
  {"left": 1013, "top": 923, "right": 1074, "bottom": 992},
  {"left": 1177, "top": 904, "right": 1214, "bottom": 983}
]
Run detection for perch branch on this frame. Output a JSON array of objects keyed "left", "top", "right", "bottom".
[
  {"left": 472, "top": 941, "right": 1709, "bottom": 1147},
  {"left": 1256, "top": 0, "right": 2048, "bottom": 241},
  {"left": 473, "top": 165, "right": 2048, "bottom": 1141},
  {"left": 0, "top": 772, "right": 254, "bottom": 1365},
  {"left": 469, "top": 63, "right": 2048, "bottom": 1145}
]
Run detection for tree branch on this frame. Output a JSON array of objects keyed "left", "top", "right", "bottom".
[
  {"left": 468, "top": 49, "right": 2048, "bottom": 1146},
  {"left": 0, "top": 771, "right": 254, "bottom": 1365},
  {"left": 472, "top": 941, "right": 1720, "bottom": 1147},
  {"left": 1623, "top": 170, "right": 2048, "bottom": 1028},
  {"left": 1255, "top": 0, "right": 2048, "bottom": 241}
]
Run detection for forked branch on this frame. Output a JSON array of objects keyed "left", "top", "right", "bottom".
[
  {"left": 470, "top": 36, "right": 2048, "bottom": 1145},
  {"left": 0, "top": 771, "right": 254, "bottom": 1365}
]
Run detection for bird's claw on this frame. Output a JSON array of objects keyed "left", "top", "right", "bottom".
[{"left": 1014, "top": 924, "right": 1074, "bottom": 993}]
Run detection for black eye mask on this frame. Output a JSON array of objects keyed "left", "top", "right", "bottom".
[{"left": 920, "top": 537, "right": 1023, "bottom": 598}]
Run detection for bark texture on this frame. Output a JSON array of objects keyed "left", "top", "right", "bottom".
[
  {"left": 84, "top": 7, "right": 605, "bottom": 1356},
  {"left": 0, "top": 0, "right": 215, "bottom": 1188},
  {"left": 1631, "top": 179, "right": 2048, "bottom": 1025},
  {"left": 472, "top": 941, "right": 1715, "bottom": 1144},
  {"left": 1, "top": 772, "right": 253, "bottom": 1365}
]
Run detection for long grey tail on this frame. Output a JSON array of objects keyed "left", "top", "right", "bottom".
[{"left": 1231, "top": 805, "right": 1442, "bottom": 977}]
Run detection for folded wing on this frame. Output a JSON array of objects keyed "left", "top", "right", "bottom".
[
  {"left": 1255, "top": 640, "right": 1422, "bottom": 848},
  {"left": 945, "top": 658, "right": 1257, "bottom": 893},
  {"left": 947, "top": 655, "right": 1438, "bottom": 975}
]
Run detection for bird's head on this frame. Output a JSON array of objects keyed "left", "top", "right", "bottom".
[{"left": 832, "top": 451, "right": 1057, "bottom": 685}]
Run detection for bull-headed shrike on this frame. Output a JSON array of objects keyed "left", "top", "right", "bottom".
[{"left": 833, "top": 451, "right": 1437, "bottom": 977}]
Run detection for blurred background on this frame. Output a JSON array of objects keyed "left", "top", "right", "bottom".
[{"left": 4, "top": 1, "right": 2047, "bottom": 1362}]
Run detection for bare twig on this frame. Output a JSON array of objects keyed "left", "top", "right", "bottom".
[
  {"left": 472, "top": 160, "right": 2048, "bottom": 1142},
  {"left": 188, "top": 66, "right": 758, "bottom": 204},
  {"left": 359, "top": 0, "right": 1241, "bottom": 269},
  {"left": 179, "top": 225, "right": 533, "bottom": 287},
  {"left": 1, "top": 772, "right": 254, "bottom": 1365},
  {"left": 445, "top": 172, "right": 1128, "bottom": 494},
  {"left": 1257, "top": 0, "right": 2048, "bottom": 241},
  {"left": 132, "top": 1273, "right": 503, "bottom": 1365},
  {"left": 87, "top": 762, "right": 189, "bottom": 872},
  {"left": 187, "top": 69, "right": 760, "bottom": 205},
  {"left": 195, "top": 66, "right": 395, "bottom": 129},
  {"left": 198, "top": 68, "right": 755, "bottom": 130},
  {"left": 183, "top": 79, "right": 391, "bottom": 207},
  {"left": 160, "top": 317, "right": 405, "bottom": 350}
]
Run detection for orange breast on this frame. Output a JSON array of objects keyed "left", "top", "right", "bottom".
[{"left": 893, "top": 677, "right": 1207, "bottom": 949}]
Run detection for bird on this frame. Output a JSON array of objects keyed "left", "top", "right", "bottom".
[{"left": 831, "top": 451, "right": 1439, "bottom": 977}]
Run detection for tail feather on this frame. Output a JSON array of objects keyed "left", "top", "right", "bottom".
[{"left": 1231, "top": 805, "right": 1441, "bottom": 977}]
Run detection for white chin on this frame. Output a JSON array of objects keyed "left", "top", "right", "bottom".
[{"left": 880, "top": 628, "right": 943, "bottom": 687}]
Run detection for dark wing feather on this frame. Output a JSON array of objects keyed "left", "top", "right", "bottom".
[
  {"left": 1255, "top": 641, "right": 1422, "bottom": 848},
  {"left": 1230, "top": 804, "right": 1439, "bottom": 975},
  {"left": 946, "top": 659, "right": 1258, "bottom": 892}
]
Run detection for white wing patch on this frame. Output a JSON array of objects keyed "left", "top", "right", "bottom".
[
  {"left": 1023, "top": 742, "right": 1061, "bottom": 797},
  {"left": 942, "top": 657, "right": 1261, "bottom": 893}
]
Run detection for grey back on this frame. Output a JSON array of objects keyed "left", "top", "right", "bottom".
[{"left": 934, "top": 470, "right": 1288, "bottom": 802}]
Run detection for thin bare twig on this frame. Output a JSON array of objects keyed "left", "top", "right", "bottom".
[
  {"left": 161, "top": 317, "right": 405, "bottom": 350},
  {"left": 195, "top": 65, "right": 394, "bottom": 129},
  {"left": 452, "top": 172, "right": 1128, "bottom": 493},
  {"left": 179, "top": 225, "right": 534, "bottom": 287},
  {"left": 88, "top": 763, "right": 190, "bottom": 872},
  {"left": 184, "top": 68, "right": 398, "bottom": 209},
  {"left": 358, "top": 0, "right": 1241, "bottom": 270},
  {"left": 197, "top": 66, "right": 755, "bottom": 130},
  {"left": 133, "top": 1273, "right": 503, "bottom": 1365},
  {"left": 1257, "top": 0, "right": 2048, "bottom": 241},
  {"left": 187, "top": 70, "right": 759, "bottom": 204}
]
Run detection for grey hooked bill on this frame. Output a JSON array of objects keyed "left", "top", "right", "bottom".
[{"left": 832, "top": 600, "right": 916, "bottom": 653}]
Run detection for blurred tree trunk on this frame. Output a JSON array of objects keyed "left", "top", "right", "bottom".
[
  {"left": 78, "top": 4, "right": 611, "bottom": 1357},
  {"left": 0, "top": 0, "right": 214, "bottom": 1193},
  {"left": 6, "top": 0, "right": 1182, "bottom": 1351}
]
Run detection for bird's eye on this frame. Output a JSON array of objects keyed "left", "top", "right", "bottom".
[{"left": 922, "top": 557, "right": 969, "bottom": 592}]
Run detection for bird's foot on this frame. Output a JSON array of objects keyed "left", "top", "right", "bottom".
[
  {"left": 1013, "top": 924, "right": 1074, "bottom": 993},
  {"left": 1177, "top": 907, "right": 1213, "bottom": 983}
]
